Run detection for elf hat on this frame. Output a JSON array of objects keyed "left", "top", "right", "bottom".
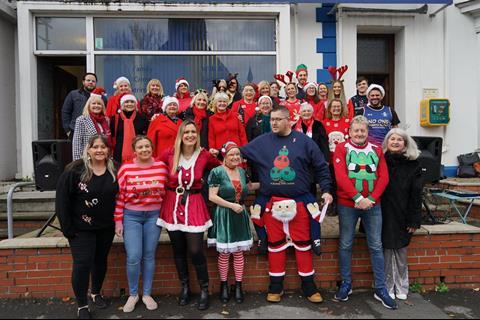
[
  {"left": 296, "top": 64, "right": 308, "bottom": 76},
  {"left": 175, "top": 78, "right": 189, "bottom": 91},
  {"left": 220, "top": 141, "right": 240, "bottom": 158}
]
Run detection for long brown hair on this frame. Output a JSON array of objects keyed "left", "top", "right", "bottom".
[
  {"left": 171, "top": 121, "right": 201, "bottom": 174},
  {"left": 326, "top": 98, "right": 348, "bottom": 119}
]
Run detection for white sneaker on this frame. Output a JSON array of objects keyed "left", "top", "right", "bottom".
[
  {"left": 388, "top": 292, "right": 396, "bottom": 300},
  {"left": 123, "top": 295, "right": 139, "bottom": 313},
  {"left": 396, "top": 293, "right": 407, "bottom": 300},
  {"left": 142, "top": 295, "right": 158, "bottom": 310}
]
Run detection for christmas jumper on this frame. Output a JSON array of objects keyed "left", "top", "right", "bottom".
[
  {"left": 114, "top": 159, "right": 168, "bottom": 222},
  {"left": 333, "top": 140, "right": 389, "bottom": 208}
]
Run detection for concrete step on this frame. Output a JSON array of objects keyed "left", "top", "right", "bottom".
[
  {"left": 0, "top": 211, "right": 54, "bottom": 221},
  {"left": 0, "top": 191, "right": 56, "bottom": 213}
]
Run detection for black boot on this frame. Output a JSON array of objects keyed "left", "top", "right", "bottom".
[
  {"left": 178, "top": 279, "right": 190, "bottom": 306},
  {"left": 198, "top": 281, "right": 210, "bottom": 311},
  {"left": 220, "top": 281, "right": 230, "bottom": 303},
  {"left": 234, "top": 281, "right": 244, "bottom": 303}
]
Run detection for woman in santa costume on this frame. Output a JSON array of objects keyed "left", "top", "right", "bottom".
[{"left": 157, "top": 120, "right": 220, "bottom": 311}]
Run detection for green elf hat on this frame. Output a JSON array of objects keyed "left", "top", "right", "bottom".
[{"left": 296, "top": 64, "right": 308, "bottom": 76}]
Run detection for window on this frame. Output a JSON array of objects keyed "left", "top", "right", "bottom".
[{"left": 36, "top": 17, "right": 86, "bottom": 50}]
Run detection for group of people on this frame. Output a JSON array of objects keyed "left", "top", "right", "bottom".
[{"left": 57, "top": 66, "right": 421, "bottom": 319}]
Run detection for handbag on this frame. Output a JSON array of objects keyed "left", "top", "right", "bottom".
[
  {"left": 457, "top": 152, "right": 480, "bottom": 166},
  {"left": 457, "top": 165, "right": 477, "bottom": 178}
]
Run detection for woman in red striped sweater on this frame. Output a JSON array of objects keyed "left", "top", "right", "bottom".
[{"left": 114, "top": 136, "right": 168, "bottom": 313}]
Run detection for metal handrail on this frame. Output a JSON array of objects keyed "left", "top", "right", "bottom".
[{"left": 7, "top": 182, "right": 35, "bottom": 239}]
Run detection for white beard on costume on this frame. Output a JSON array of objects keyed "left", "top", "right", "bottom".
[{"left": 271, "top": 199, "right": 297, "bottom": 223}]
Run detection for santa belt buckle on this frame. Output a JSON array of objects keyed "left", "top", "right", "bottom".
[
  {"left": 176, "top": 186, "right": 185, "bottom": 195},
  {"left": 286, "top": 235, "right": 292, "bottom": 244}
]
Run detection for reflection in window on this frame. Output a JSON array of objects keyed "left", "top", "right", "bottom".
[
  {"left": 36, "top": 17, "right": 86, "bottom": 50},
  {"left": 94, "top": 18, "right": 275, "bottom": 51},
  {"left": 95, "top": 55, "right": 276, "bottom": 96}
]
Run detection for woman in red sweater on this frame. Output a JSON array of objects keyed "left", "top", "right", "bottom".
[
  {"left": 114, "top": 135, "right": 168, "bottom": 313},
  {"left": 147, "top": 96, "right": 183, "bottom": 158},
  {"left": 279, "top": 82, "right": 302, "bottom": 123},
  {"left": 232, "top": 83, "right": 257, "bottom": 125},
  {"left": 303, "top": 82, "right": 325, "bottom": 121},
  {"left": 322, "top": 99, "right": 351, "bottom": 160},
  {"left": 209, "top": 92, "right": 248, "bottom": 157}
]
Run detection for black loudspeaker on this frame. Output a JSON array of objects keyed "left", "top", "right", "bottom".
[
  {"left": 412, "top": 136, "right": 443, "bottom": 184},
  {"left": 32, "top": 140, "right": 72, "bottom": 191}
]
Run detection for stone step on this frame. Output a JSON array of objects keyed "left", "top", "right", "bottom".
[
  {"left": 0, "top": 191, "right": 56, "bottom": 213},
  {"left": 0, "top": 228, "right": 37, "bottom": 239},
  {"left": 0, "top": 211, "right": 54, "bottom": 221}
]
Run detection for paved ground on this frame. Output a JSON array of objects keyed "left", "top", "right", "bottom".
[{"left": 1, "top": 289, "right": 479, "bottom": 319}]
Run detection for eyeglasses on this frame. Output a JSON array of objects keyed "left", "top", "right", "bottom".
[{"left": 270, "top": 117, "right": 289, "bottom": 123}]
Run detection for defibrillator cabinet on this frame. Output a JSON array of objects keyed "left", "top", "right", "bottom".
[{"left": 420, "top": 99, "right": 450, "bottom": 127}]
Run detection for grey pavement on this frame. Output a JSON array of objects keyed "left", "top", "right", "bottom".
[{"left": 1, "top": 289, "right": 479, "bottom": 319}]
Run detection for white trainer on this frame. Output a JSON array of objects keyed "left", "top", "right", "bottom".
[
  {"left": 142, "top": 295, "right": 158, "bottom": 310},
  {"left": 123, "top": 295, "right": 139, "bottom": 313}
]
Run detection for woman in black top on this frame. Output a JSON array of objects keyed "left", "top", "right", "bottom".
[
  {"left": 381, "top": 128, "right": 422, "bottom": 301},
  {"left": 56, "top": 134, "right": 119, "bottom": 319}
]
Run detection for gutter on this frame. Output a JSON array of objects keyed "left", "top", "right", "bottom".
[{"left": 328, "top": 4, "right": 428, "bottom": 15}]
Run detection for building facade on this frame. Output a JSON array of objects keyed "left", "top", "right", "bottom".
[{"left": 1, "top": 0, "right": 479, "bottom": 179}]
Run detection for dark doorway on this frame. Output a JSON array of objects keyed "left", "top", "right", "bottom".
[
  {"left": 37, "top": 57, "right": 85, "bottom": 139},
  {"left": 357, "top": 34, "right": 395, "bottom": 107}
]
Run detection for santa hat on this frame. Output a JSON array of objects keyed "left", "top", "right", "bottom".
[
  {"left": 90, "top": 87, "right": 106, "bottom": 99},
  {"left": 120, "top": 94, "right": 137, "bottom": 106},
  {"left": 266, "top": 196, "right": 297, "bottom": 213},
  {"left": 113, "top": 77, "right": 130, "bottom": 90},
  {"left": 300, "top": 102, "right": 313, "bottom": 112},
  {"left": 258, "top": 95, "right": 273, "bottom": 105},
  {"left": 175, "top": 78, "right": 189, "bottom": 91},
  {"left": 296, "top": 64, "right": 308, "bottom": 76},
  {"left": 220, "top": 141, "right": 240, "bottom": 158},
  {"left": 366, "top": 84, "right": 385, "bottom": 97},
  {"left": 303, "top": 82, "right": 317, "bottom": 92},
  {"left": 162, "top": 96, "right": 179, "bottom": 112}
]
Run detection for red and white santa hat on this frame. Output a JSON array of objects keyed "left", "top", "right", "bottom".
[
  {"left": 175, "top": 77, "right": 190, "bottom": 91},
  {"left": 366, "top": 84, "right": 385, "bottom": 97},
  {"left": 162, "top": 96, "right": 180, "bottom": 112},
  {"left": 266, "top": 196, "right": 296, "bottom": 212},
  {"left": 220, "top": 141, "right": 240, "bottom": 158},
  {"left": 120, "top": 94, "right": 137, "bottom": 106},
  {"left": 258, "top": 95, "right": 273, "bottom": 106},
  {"left": 113, "top": 76, "right": 130, "bottom": 90},
  {"left": 303, "top": 82, "right": 318, "bottom": 92},
  {"left": 90, "top": 87, "right": 106, "bottom": 99}
]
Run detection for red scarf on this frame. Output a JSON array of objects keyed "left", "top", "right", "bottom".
[
  {"left": 295, "top": 117, "right": 314, "bottom": 138},
  {"left": 120, "top": 111, "right": 137, "bottom": 163},
  {"left": 192, "top": 106, "right": 207, "bottom": 131},
  {"left": 89, "top": 112, "right": 111, "bottom": 136}
]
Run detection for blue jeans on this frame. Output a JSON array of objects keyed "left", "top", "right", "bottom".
[
  {"left": 338, "top": 204, "right": 385, "bottom": 289},
  {"left": 123, "top": 209, "right": 161, "bottom": 296}
]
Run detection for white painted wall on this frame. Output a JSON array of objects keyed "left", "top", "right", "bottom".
[
  {"left": 335, "top": 5, "right": 479, "bottom": 166},
  {"left": 0, "top": 17, "right": 17, "bottom": 180}
]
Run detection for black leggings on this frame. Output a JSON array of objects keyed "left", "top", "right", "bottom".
[
  {"left": 68, "top": 228, "right": 115, "bottom": 307},
  {"left": 168, "top": 231, "right": 208, "bottom": 283}
]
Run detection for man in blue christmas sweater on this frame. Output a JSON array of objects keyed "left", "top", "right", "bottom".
[{"left": 241, "top": 106, "right": 333, "bottom": 303}]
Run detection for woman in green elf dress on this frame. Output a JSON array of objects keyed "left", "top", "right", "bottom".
[{"left": 208, "top": 141, "right": 257, "bottom": 304}]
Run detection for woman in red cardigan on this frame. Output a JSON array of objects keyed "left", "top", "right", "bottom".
[
  {"left": 147, "top": 96, "right": 183, "bottom": 158},
  {"left": 231, "top": 83, "right": 257, "bottom": 125},
  {"left": 208, "top": 92, "right": 248, "bottom": 157}
]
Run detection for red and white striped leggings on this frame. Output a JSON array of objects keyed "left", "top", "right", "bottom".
[{"left": 218, "top": 252, "right": 245, "bottom": 282}]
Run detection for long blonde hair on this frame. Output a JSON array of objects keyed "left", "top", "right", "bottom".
[
  {"left": 146, "top": 79, "right": 164, "bottom": 97},
  {"left": 80, "top": 135, "right": 116, "bottom": 183},
  {"left": 171, "top": 121, "right": 202, "bottom": 174},
  {"left": 82, "top": 95, "right": 106, "bottom": 116},
  {"left": 326, "top": 98, "right": 348, "bottom": 119},
  {"left": 328, "top": 80, "right": 347, "bottom": 107}
]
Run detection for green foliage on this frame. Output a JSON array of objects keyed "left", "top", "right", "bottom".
[
  {"left": 435, "top": 282, "right": 449, "bottom": 293},
  {"left": 409, "top": 282, "right": 424, "bottom": 293}
]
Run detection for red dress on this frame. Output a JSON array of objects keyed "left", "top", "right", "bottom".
[{"left": 157, "top": 148, "right": 220, "bottom": 232}]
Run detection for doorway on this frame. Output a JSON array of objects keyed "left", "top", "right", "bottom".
[
  {"left": 37, "top": 57, "right": 86, "bottom": 139},
  {"left": 357, "top": 34, "right": 395, "bottom": 107}
]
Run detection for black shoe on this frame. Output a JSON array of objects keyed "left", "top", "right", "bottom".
[
  {"left": 234, "top": 281, "right": 244, "bottom": 303},
  {"left": 197, "top": 282, "right": 210, "bottom": 311},
  {"left": 91, "top": 294, "right": 108, "bottom": 309},
  {"left": 258, "top": 239, "right": 268, "bottom": 256},
  {"left": 220, "top": 281, "right": 230, "bottom": 303},
  {"left": 77, "top": 306, "right": 91, "bottom": 319},
  {"left": 178, "top": 280, "right": 190, "bottom": 306},
  {"left": 312, "top": 239, "right": 322, "bottom": 256}
]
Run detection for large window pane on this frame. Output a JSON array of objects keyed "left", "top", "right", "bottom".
[
  {"left": 95, "top": 55, "right": 276, "bottom": 96},
  {"left": 36, "top": 17, "right": 86, "bottom": 50},
  {"left": 94, "top": 18, "right": 276, "bottom": 51},
  {"left": 357, "top": 38, "right": 388, "bottom": 73}
]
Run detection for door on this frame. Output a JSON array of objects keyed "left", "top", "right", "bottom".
[{"left": 357, "top": 34, "right": 395, "bottom": 107}]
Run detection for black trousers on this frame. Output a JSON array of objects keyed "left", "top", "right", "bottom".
[
  {"left": 68, "top": 228, "right": 115, "bottom": 306},
  {"left": 167, "top": 231, "right": 209, "bottom": 283}
]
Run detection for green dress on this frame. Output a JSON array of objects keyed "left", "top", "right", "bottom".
[{"left": 207, "top": 166, "right": 253, "bottom": 253}]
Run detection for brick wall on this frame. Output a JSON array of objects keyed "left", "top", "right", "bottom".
[{"left": 1, "top": 232, "right": 480, "bottom": 299}]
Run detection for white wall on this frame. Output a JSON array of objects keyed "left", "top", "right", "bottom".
[
  {"left": 0, "top": 17, "right": 17, "bottom": 180},
  {"left": 336, "top": 5, "right": 479, "bottom": 166}
]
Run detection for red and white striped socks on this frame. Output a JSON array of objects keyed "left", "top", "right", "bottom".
[{"left": 218, "top": 252, "right": 245, "bottom": 282}]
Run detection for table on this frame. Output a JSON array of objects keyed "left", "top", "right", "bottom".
[{"left": 431, "top": 192, "right": 480, "bottom": 224}]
